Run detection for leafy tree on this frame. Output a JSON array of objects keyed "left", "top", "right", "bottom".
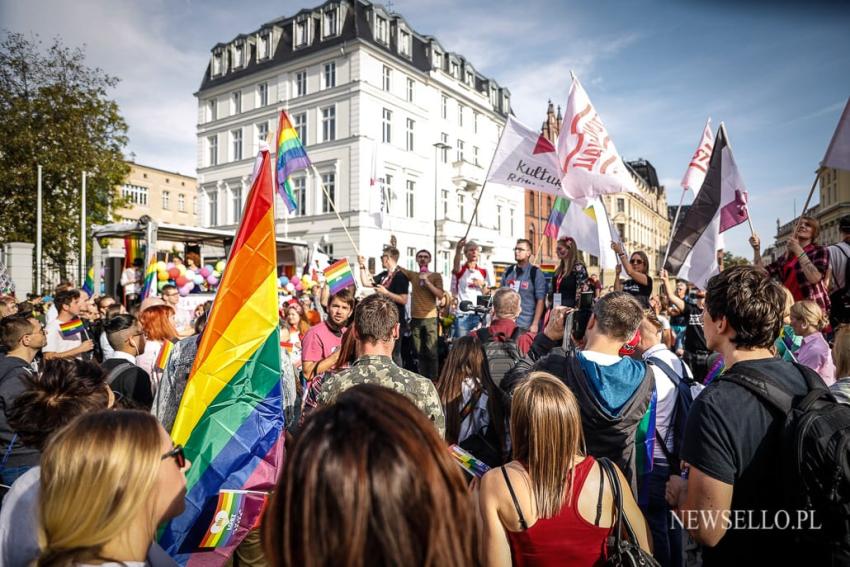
[
  {"left": 722, "top": 250, "right": 749, "bottom": 268},
  {"left": 0, "top": 31, "right": 129, "bottom": 283}
]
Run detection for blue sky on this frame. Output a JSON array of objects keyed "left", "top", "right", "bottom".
[{"left": 3, "top": 0, "right": 849, "bottom": 257}]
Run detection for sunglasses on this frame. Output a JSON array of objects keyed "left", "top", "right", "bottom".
[
  {"left": 629, "top": 259, "right": 644, "bottom": 265},
  {"left": 162, "top": 444, "right": 187, "bottom": 468}
]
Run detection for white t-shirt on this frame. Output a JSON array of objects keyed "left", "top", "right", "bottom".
[
  {"left": 43, "top": 319, "right": 82, "bottom": 355},
  {"left": 829, "top": 241, "right": 850, "bottom": 291},
  {"left": 642, "top": 344, "right": 693, "bottom": 462},
  {"left": 451, "top": 264, "right": 494, "bottom": 314}
]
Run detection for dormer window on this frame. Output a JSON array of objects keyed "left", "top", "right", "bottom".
[
  {"left": 399, "top": 29, "right": 411, "bottom": 57},
  {"left": 450, "top": 60, "right": 459, "bottom": 79},
  {"left": 375, "top": 15, "right": 388, "bottom": 44},
  {"left": 258, "top": 32, "right": 270, "bottom": 60},
  {"left": 433, "top": 50, "right": 442, "bottom": 70},
  {"left": 212, "top": 51, "right": 223, "bottom": 76},
  {"left": 324, "top": 8, "right": 339, "bottom": 37},
  {"left": 465, "top": 70, "right": 474, "bottom": 86},
  {"left": 295, "top": 19, "right": 309, "bottom": 47},
  {"left": 234, "top": 43, "right": 244, "bottom": 68}
]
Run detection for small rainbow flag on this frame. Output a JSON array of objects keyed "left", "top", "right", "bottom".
[
  {"left": 635, "top": 388, "right": 657, "bottom": 507},
  {"left": 540, "top": 263, "right": 557, "bottom": 280},
  {"left": 140, "top": 259, "right": 158, "bottom": 300},
  {"left": 155, "top": 340, "right": 175, "bottom": 372},
  {"left": 124, "top": 237, "right": 143, "bottom": 268},
  {"left": 82, "top": 266, "right": 95, "bottom": 296},
  {"left": 448, "top": 444, "right": 490, "bottom": 478},
  {"left": 543, "top": 197, "right": 570, "bottom": 238},
  {"left": 275, "top": 110, "right": 311, "bottom": 213},
  {"left": 323, "top": 259, "right": 355, "bottom": 295},
  {"left": 59, "top": 319, "right": 85, "bottom": 338}
]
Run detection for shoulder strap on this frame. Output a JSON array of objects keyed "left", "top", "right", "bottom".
[
  {"left": 530, "top": 265, "right": 539, "bottom": 282},
  {"left": 509, "top": 327, "right": 525, "bottom": 341},
  {"left": 501, "top": 466, "right": 529, "bottom": 531},
  {"left": 720, "top": 363, "right": 807, "bottom": 414},
  {"left": 646, "top": 357, "right": 681, "bottom": 387},
  {"left": 477, "top": 327, "right": 492, "bottom": 343},
  {"left": 105, "top": 362, "right": 134, "bottom": 385},
  {"left": 594, "top": 460, "right": 605, "bottom": 525},
  {"left": 505, "top": 265, "right": 516, "bottom": 280}
]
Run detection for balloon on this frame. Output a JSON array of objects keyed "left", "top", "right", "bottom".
[
  {"left": 200, "top": 267, "right": 211, "bottom": 278},
  {"left": 206, "top": 275, "right": 219, "bottom": 286},
  {"left": 212, "top": 271, "right": 221, "bottom": 279},
  {"left": 166, "top": 262, "right": 175, "bottom": 270},
  {"left": 279, "top": 276, "right": 289, "bottom": 286},
  {"left": 204, "top": 264, "right": 215, "bottom": 273},
  {"left": 301, "top": 275, "right": 310, "bottom": 284},
  {"left": 193, "top": 274, "right": 204, "bottom": 285},
  {"left": 178, "top": 264, "right": 187, "bottom": 275},
  {"left": 294, "top": 280, "right": 303, "bottom": 291},
  {"left": 176, "top": 275, "right": 189, "bottom": 287},
  {"left": 157, "top": 271, "right": 169, "bottom": 281},
  {"left": 285, "top": 282, "right": 295, "bottom": 292},
  {"left": 157, "top": 280, "right": 168, "bottom": 291},
  {"left": 156, "top": 261, "right": 167, "bottom": 272},
  {"left": 168, "top": 267, "right": 180, "bottom": 280},
  {"left": 215, "top": 260, "right": 226, "bottom": 272},
  {"left": 181, "top": 282, "right": 194, "bottom": 296}
]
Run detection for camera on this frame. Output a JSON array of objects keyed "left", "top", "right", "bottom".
[{"left": 459, "top": 294, "right": 492, "bottom": 315}]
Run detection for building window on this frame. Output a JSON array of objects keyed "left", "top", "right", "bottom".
[
  {"left": 207, "top": 99, "right": 217, "bottom": 122},
  {"left": 458, "top": 103, "right": 464, "bottom": 127},
  {"left": 193, "top": 197, "right": 198, "bottom": 215},
  {"left": 376, "top": 15, "right": 388, "bottom": 43},
  {"left": 324, "top": 8, "right": 338, "bottom": 37},
  {"left": 399, "top": 30, "right": 411, "bottom": 57},
  {"left": 209, "top": 191, "right": 218, "bottom": 225},
  {"left": 121, "top": 184, "right": 148, "bottom": 206},
  {"left": 293, "top": 112, "right": 307, "bottom": 144},
  {"left": 295, "top": 19, "right": 308, "bottom": 46},
  {"left": 208, "top": 135, "right": 218, "bottom": 166},
  {"left": 162, "top": 190, "right": 170, "bottom": 210},
  {"left": 324, "top": 62, "right": 336, "bottom": 88},
  {"left": 406, "top": 78, "right": 414, "bottom": 102},
  {"left": 406, "top": 246, "right": 416, "bottom": 270},
  {"left": 178, "top": 193, "right": 185, "bottom": 212},
  {"left": 474, "top": 111, "right": 479, "bottom": 133},
  {"left": 442, "top": 189, "right": 449, "bottom": 216},
  {"left": 465, "top": 70, "right": 474, "bottom": 86},
  {"left": 497, "top": 204, "right": 502, "bottom": 232},
  {"left": 529, "top": 226, "right": 535, "bottom": 249},
  {"left": 231, "top": 129, "right": 243, "bottom": 161},
  {"left": 296, "top": 70, "right": 307, "bottom": 96},
  {"left": 257, "top": 82, "right": 268, "bottom": 106},
  {"left": 458, "top": 193, "right": 465, "bottom": 222},
  {"left": 440, "top": 132, "right": 449, "bottom": 163},
  {"left": 232, "top": 186, "right": 243, "bottom": 223},
  {"left": 510, "top": 208, "right": 515, "bottom": 237},
  {"left": 382, "top": 65, "right": 391, "bottom": 91},
  {"left": 406, "top": 119, "right": 414, "bottom": 152},
  {"left": 232, "top": 91, "right": 241, "bottom": 114},
  {"left": 529, "top": 193, "right": 535, "bottom": 216},
  {"left": 322, "top": 106, "right": 336, "bottom": 142},
  {"left": 405, "top": 180, "right": 415, "bottom": 217},
  {"left": 589, "top": 255, "right": 599, "bottom": 267},
  {"left": 233, "top": 44, "right": 244, "bottom": 68},
  {"left": 212, "top": 52, "right": 222, "bottom": 75},
  {"left": 434, "top": 50, "right": 442, "bottom": 69},
  {"left": 441, "top": 95, "right": 447, "bottom": 119},
  {"left": 450, "top": 60, "right": 459, "bottom": 78},
  {"left": 616, "top": 223, "right": 626, "bottom": 241},
  {"left": 384, "top": 174, "right": 393, "bottom": 214},
  {"left": 382, "top": 108, "right": 392, "bottom": 143},
  {"left": 258, "top": 33, "right": 270, "bottom": 60},
  {"left": 456, "top": 139, "right": 464, "bottom": 162},
  {"left": 473, "top": 146, "right": 480, "bottom": 166},
  {"left": 321, "top": 172, "right": 336, "bottom": 213},
  {"left": 292, "top": 176, "right": 306, "bottom": 216},
  {"left": 617, "top": 198, "right": 625, "bottom": 213},
  {"left": 546, "top": 196, "right": 552, "bottom": 215},
  {"left": 257, "top": 121, "right": 269, "bottom": 147}
]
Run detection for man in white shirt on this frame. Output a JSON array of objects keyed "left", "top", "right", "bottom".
[
  {"left": 451, "top": 238, "right": 493, "bottom": 337},
  {"left": 43, "top": 289, "right": 94, "bottom": 361}
]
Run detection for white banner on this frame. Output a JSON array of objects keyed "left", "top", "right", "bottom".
[
  {"left": 486, "top": 115, "right": 564, "bottom": 196},
  {"left": 681, "top": 118, "right": 714, "bottom": 193}
]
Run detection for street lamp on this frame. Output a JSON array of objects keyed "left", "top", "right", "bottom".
[{"left": 433, "top": 142, "right": 452, "bottom": 274}]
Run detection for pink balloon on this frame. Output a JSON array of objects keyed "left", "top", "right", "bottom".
[
  {"left": 206, "top": 275, "right": 219, "bottom": 286},
  {"left": 179, "top": 283, "right": 192, "bottom": 296},
  {"left": 200, "top": 267, "right": 211, "bottom": 278}
]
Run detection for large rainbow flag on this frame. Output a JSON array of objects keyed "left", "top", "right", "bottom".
[
  {"left": 124, "top": 237, "right": 143, "bottom": 268},
  {"left": 139, "top": 258, "right": 158, "bottom": 300},
  {"left": 159, "top": 148, "right": 283, "bottom": 565},
  {"left": 82, "top": 266, "right": 95, "bottom": 296},
  {"left": 275, "top": 110, "right": 311, "bottom": 213}
]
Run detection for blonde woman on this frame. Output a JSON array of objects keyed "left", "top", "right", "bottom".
[
  {"left": 830, "top": 326, "right": 850, "bottom": 404},
  {"left": 38, "top": 410, "right": 189, "bottom": 566},
  {"left": 550, "top": 237, "right": 589, "bottom": 309},
  {"left": 789, "top": 300, "right": 835, "bottom": 385},
  {"left": 479, "top": 372, "right": 651, "bottom": 566}
]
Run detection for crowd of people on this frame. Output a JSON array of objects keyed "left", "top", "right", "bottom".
[{"left": 1, "top": 213, "right": 850, "bottom": 566}]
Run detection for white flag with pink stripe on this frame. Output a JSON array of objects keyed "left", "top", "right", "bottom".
[{"left": 681, "top": 118, "right": 714, "bottom": 193}]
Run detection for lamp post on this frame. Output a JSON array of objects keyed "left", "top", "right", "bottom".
[{"left": 432, "top": 142, "right": 451, "bottom": 274}]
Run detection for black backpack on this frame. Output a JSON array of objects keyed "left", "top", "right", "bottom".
[
  {"left": 476, "top": 326, "right": 525, "bottom": 389},
  {"left": 724, "top": 363, "right": 850, "bottom": 561},
  {"left": 646, "top": 356, "right": 703, "bottom": 474},
  {"left": 829, "top": 243, "right": 850, "bottom": 328}
]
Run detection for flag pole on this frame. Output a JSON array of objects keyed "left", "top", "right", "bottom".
[
  {"left": 311, "top": 164, "right": 362, "bottom": 258},
  {"left": 80, "top": 171, "right": 87, "bottom": 287},
  {"left": 461, "top": 133, "right": 504, "bottom": 241},
  {"left": 36, "top": 164, "right": 43, "bottom": 295},
  {"left": 794, "top": 168, "right": 824, "bottom": 233},
  {"left": 660, "top": 187, "right": 687, "bottom": 271}
]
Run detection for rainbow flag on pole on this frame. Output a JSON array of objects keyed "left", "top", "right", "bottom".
[
  {"left": 82, "top": 266, "right": 95, "bottom": 296},
  {"left": 155, "top": 339, "right": 175, "bottom": 372},
  {"left": 139, "top": 259, "right": 158, "bottom": 300},
  {"left": 275, "top": 110, "right": 311, "bottom": 213},
  {"left": 124, "top": 237, "right": 143, "bottom": 268},
  {"left": 59, "top": 318, "right": 85, "bottom": 338},
  {"left": 635, "top": 388, "right": 657, "bottom": 507},
  {"left": 543, "top": 197, "right": 570, "bottom": 238},
  {"left": 323, "top": 259, "right": 356, "bottom": 295},
  {"left": 159, "top": 147, "right": 283, "bottom": 565}
]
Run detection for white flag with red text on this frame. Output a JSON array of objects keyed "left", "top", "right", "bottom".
[
  {"left": 486, "top": 115, "right": 564, "bottom": 196},
  {"left": 681, "top": 118, "right": 714, "bottom": 193},
  {"left": 557, "top": 76, "right": 638, "bottom": 203}
]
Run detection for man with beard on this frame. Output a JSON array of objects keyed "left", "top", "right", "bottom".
[{"left": 301, "top": 288, "right": 355, "bottom": 381}]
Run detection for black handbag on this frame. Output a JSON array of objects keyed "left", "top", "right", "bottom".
[{"left": 597, "top": 457, "right": 660, "bottom": 567}]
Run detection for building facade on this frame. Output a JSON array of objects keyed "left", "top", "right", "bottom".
[
  {"left": 113, "top": 162, "right": 199, "bottom": 226},
  {"left": 195, "top": 0, "right": 523, "bottom": 279},
  {"left": 523, "top": 101, "right": 562, "bottom": 265}
]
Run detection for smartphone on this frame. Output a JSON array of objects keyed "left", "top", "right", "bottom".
[{"left": 579, "top": 291, "right": 593, "bottom": 310}]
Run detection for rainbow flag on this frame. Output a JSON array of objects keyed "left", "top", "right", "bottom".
[
  {"left": 323, "top": 259, "right": 355, "bottom": 295},
  {"left": 275, "top": 110, "right": 311, "bottom": 213},
  {"left": 82, "top": 266, "right": 94, "bottom": 296},
  {"left": 543, "top": 197, "right": 570, "bottom": 238},
  {"left": 159, "top": 148, "right": 283, "bottom": 564},
  {"left": 59, "top": 318, "right": 84, "bottom": 338},
  {"left": 155, "top": 339, "right": 175, "bottom": 372},
  {"left": 139, "top": 259, "right": 158, "bottom": 300},
  {"left": 124, "top": 237, "right": 143, "bottom": 268},
  {"left": 540, "top": 263, "right": 557, "bottom": 280},
  {"left": 635, "top": 388, "right": 657, "bottom": 507},
  {"left": 197, "top": 490, "right": 267, "bottom": 550}
]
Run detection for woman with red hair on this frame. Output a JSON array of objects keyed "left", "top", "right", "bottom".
[{"left": 135, "top": 304, "right": 178, "bottom": 392}]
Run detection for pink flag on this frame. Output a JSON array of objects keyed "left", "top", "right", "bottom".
[
  {"left": 822, "top": 98, "right": 850, "bottom": 172},
  {"left": 681, "top": 118, "right": 714, "bottom": 193},
  {"left": 557, "top": 75, "right": 638, "bottom": 202}
]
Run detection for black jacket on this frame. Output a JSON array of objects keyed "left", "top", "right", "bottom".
[{"left": 0, "top": 354, "right": 40, "bottom": 469}]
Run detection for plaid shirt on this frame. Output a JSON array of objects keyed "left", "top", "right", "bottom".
[{"left": 766, "top": 243, "right": 831, "bottom": 314}]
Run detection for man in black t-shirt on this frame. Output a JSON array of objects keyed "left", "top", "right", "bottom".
[
  {"left": 665, "top": 266, "right": 812, "bottom": 565},
  {"left": 660, "top": 271, "right": 711, "bottom": 383},
  {"left": 358, "top": 246, "right": 410, "bottom": 366},
  {"left": 103, "top": 314, "right": 154, "bottom": 410}
]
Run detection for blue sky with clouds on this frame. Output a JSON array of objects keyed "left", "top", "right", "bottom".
[{"left": 3, "top": 0, "right": 848, "bottom": 256}]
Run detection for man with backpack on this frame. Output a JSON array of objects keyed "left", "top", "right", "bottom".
[
  {"left": 666, "top": 265, "right": 850, "bottom": 565},
  {"left": 828, "top": 214, "right": 850, "bottom": 328},
  {"left": 501, "top": 239, "right": 548, "bottom": 332},
  {"left": 636, "top": 309, "right": 700, "bottom": 567},
  {"left": 102, "top": 314, "right": 153, "bottom": 410},
  {"left": 472, "top": 288, "right": 535, "bottom": 389}
]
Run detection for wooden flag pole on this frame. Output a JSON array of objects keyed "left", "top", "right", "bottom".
[
  {"left": 311, "top": 164, "right": 362, "bottom": 258},
  {"left": 794, "top": 168, "right": 824, "bottom": 234},
  {"left": 462, "top": 182, "right": 487, "bottom": 241}
]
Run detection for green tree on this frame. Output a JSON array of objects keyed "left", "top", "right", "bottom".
[
  {"left": 0, "top": 31, "right": 130, "bottom": 283},
  {"left": 722, "top": 250, "right": 749, "bottom": 268}
]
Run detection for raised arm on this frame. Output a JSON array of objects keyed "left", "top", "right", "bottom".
[
  {"left": 357, "top": 255, "right": 375, "bottom": 288},
  {"left": 749, "top": 234, "right": 763, "bottom": 267},
  {"left": 659, "top": 270, "right": 684, "bottom": 311},
  {"left": 453, "top": 238, "right": 466, "bottom": 274}
]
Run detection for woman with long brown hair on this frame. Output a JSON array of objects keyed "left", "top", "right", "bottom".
[
  {"left": 479, "top": 372, "right": 651, "bottom": 566},
  {"left": 436, "top": 336, "right": 506, "bottom": 465},
  {"left": 135, "top": 304, "right": 178, "bottom": 390},
  {"left": 550, "top": 237, "right": 590, "bottom": 309},
  {"left": 266, "top": 384, "right": 477, "bottom": 567},
  {"left": 612, "top": 242, "right": 653, "bottom": 306}
]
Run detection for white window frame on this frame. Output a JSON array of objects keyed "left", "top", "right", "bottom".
[
  {"left": 376, "top": 15, "right": 388, "bottom": 44},
  {"left": 405, "top": 180, "right": 415, "bottom": 218},
  {"left": 162, "top": 190, "right": 170, "bottom": 210},
  {"left": 178, "top": 193, "right": 186, "bottom": 212},
  {"left": 441, "top": 94, "right": 447, "bottom": 119},
  {"left": 256, "top": 121, "right": 269, "bottom": 148},
  {"left": 324, "top": 8, "right": 339, "bottom": 38},
  {"left": 208, "top": 190, "right": 218, "bottom": 226},
  {"left": 321, "top": 172, "right": 336, "bottom": 213},
  {"left": 323, "top": 61, "right": 336, "bottom": 89},
  {"left": 406, "top": 77, "right": 414, "bottom": 102},
  {"left": 231, "top": 128, "right": 243, "bottom": 161},
  {"left": 321, "top": 106, "right": 336, "bottom": 142},
  {"left": 208, "top": 135, "right": 218, "bottom": 166},
  {"left": 295, "top": 18, "right": 309, "bottom": 47},
  {"left": 293, "top": 112, "right": 307, "bottom": 144},
  {"left": 405, "top": 118, "right": 414, "bottom": 152},
  {"left": 257, "top": 82, "right": 268, "bottom": 107},
  {"left": 258, "top": 32, "right": 270, "bottom": 60},
  {"left": 292, "top": 176, "right": 306, "bottom": 216},
  {"left": 399, "top": 29, "right": 411, "bottom": 57},
  {"left": 382, "top": 108, "right": 392, "bottom": 144},
  {"left": 382, "top": 65, "right": 392, "bottom": 92},
  {"left": 232, "top": 90, "right": 241, "bottom": 114},
  {"left": 296, "top": 70, "right": 307, "bottom": 97},
  {"left": 456, "top": 139, "right": 464, "bottom": 163},
  {"left": 233, "top": 43, "right": 244, "bottom": 68},
  {"left": 207, "top": 99, "right": 217, "bottom": 122}
]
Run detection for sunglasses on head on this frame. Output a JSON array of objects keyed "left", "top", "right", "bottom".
[{"left": 162, "top": 444, "right": 186, "bottom": 468}]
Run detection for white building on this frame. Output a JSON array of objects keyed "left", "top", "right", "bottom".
[{"left": 195, "top": 0, "right": 523, "bottom": 278}]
